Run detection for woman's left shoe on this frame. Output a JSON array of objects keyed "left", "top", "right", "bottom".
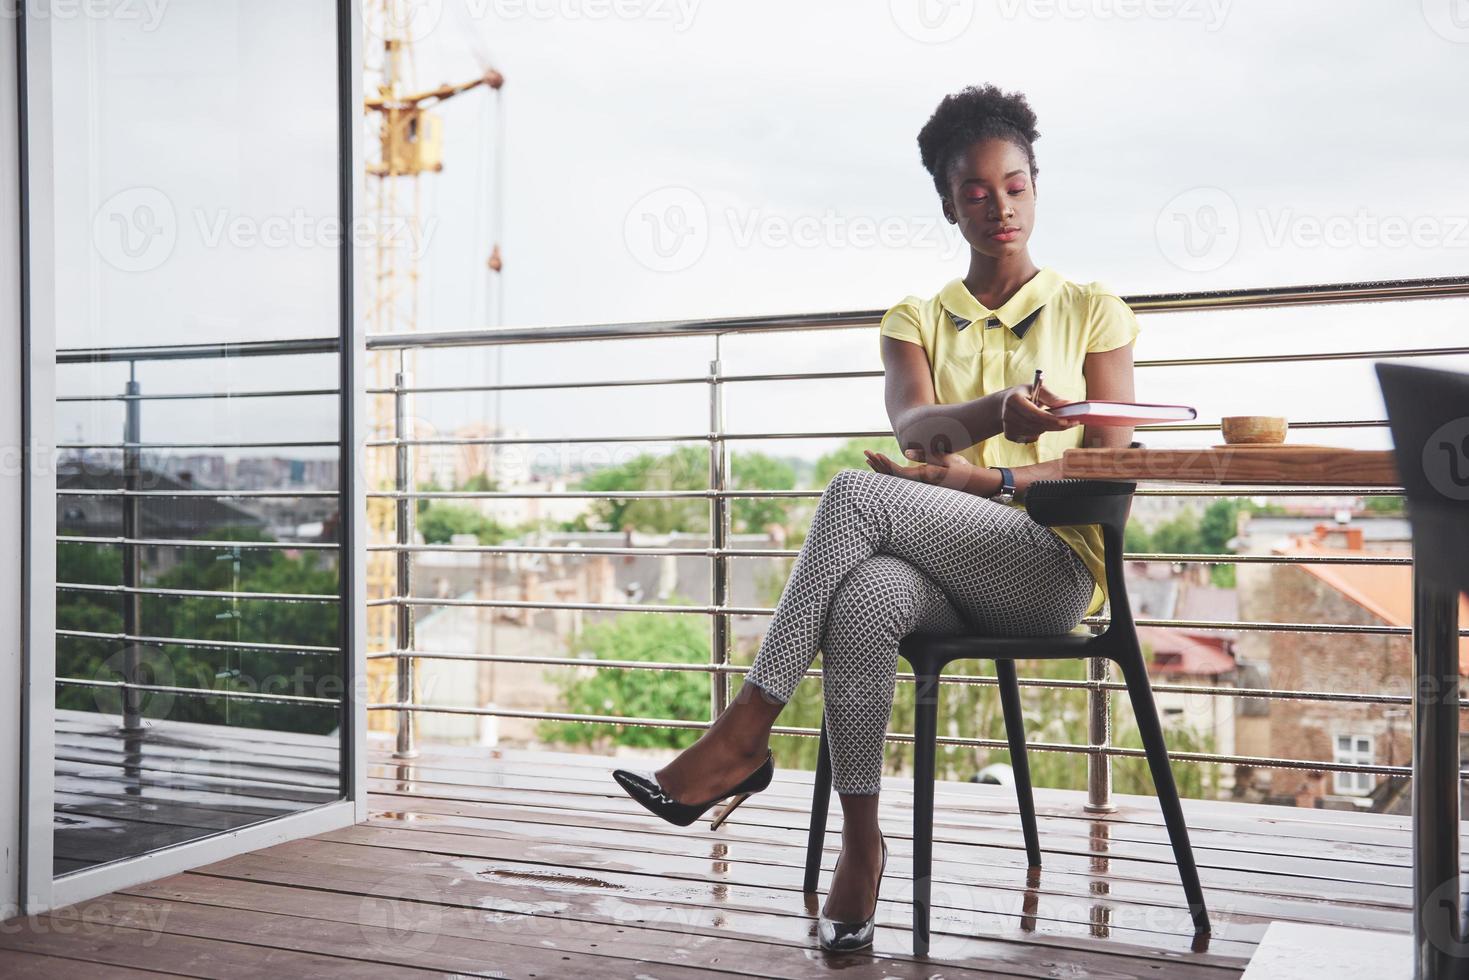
[
  {"left": 817, "top": 836, "right": 888, "bottom": 953},
  {"left": 611, "top": 751, "right": 773, "bottom": 828}
]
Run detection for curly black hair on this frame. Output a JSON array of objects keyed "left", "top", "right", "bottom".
[{"left": 917, "top": 84, "right": 1040, "bottom": 199}]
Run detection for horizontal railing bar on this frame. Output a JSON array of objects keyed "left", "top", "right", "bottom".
[
  {"left": 370, "top": 541, "right": 1411, "bottom": 565},
  {"left": 369, "top": 649, "right": 1459, "bottom": 707},
  {"left": 367, "top": 376, "right": 716, "bottom": 396},
  {"left": 59, "top": 440, "right": 338, "bottom": 450},
  {"left": 58, "top": 535, "right": 339, "bottom": 551},
  {"left": 365, "top": 703, "right": 1447, "bottom": 777},
  {"left": 364, "top": 596, "right": 721, "bottom": 614},
  {"left": 56, "top": 582, "right": 339, "bottom": 602},
  {"left": 57, "top": 488, "right": 339, "bottom": 498},
  {"left": 1138, "top": 345, "right": 1469, "bottom": 369},
  {"left": 57, "top": 677, "right": 341, "bottom": 706},
  {"left": 1137, "top": 419, "right": 1386, "bottom": 432},
  {"left": 1125, "top": 275, "right": 1469, "bottom": 312},
  {"left": 368, "top": 594, "right": 1461, "bottom": 636},
  {"left": 369, "top": 543, "right": 768, "bottom": 557},
  {"left": 368, "top": 359, "right": 1450, "bottom": 396},
  {"left": 365, "top": 422, "right": 1388, "bottom": 448},
  {"left": 1133, "top": 552, "right": 1411, "bottom": 565},
  {"left": 365, "top": 275, "right": 1469, "bottom": 350},
  {"left": 372, "top": 489, "right": 720, "bottom": 500},
  {"left": 1085, "top": 616, "right": 1451, "bottom": 637},
  {"left": 56, "top": 628, "right": 340, "bottom": 654},
  {"left": 367, "top": 485, "right": 1403, "bottom": 501},
  {"left": 57, "top": 388, "right": 339, "bottom": 403},
  {"left": 368, "top": 312, "right": 878, "bottom": 350},
  {"left": 1133, "top": 486, "right": 1402, "bottom": 496},
  {"left": 697, "top": 348, "right": 1469, "bottom": 376},
  {"left": 366, "top": 433, "right": 715, "bottom": 448},
  {"left": 56, "top": 337, "right": 341, "bottom": 364}
]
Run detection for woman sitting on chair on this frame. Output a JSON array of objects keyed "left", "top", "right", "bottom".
[{"left": 612, "top": 82, "right": 1140, "bottom": 953}]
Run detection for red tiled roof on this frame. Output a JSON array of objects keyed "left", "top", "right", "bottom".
[
  {"left": 1138, "top": 627, "right": 1237, "bottom": 677},
  {"left": 1274, "top": 536, "right": 1469, "bottom": 674}
]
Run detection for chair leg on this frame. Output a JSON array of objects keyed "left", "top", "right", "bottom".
[
  {"left": 1117, "top": 652, "right": 1211, "bottom": 934},
  {"left": 803, "top": 722, "right": 832, "bottom": 894},
  {"left": 912, "top": 672, "right": 939, "bottom": 957},
  {"left": 995, "top": 659, "right": 1041, "bottom": 868}
]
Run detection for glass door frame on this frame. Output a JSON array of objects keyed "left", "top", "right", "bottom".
[
  {"left": 2, "top": 0, "right": 23, "bottom": 923},
  {"left": 16, "top": 0, "right": 368, "bottom": 914}
]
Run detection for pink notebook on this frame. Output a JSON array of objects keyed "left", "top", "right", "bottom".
[{"left": 1048, "top": 400, "right": 1197, "bottom": 426}]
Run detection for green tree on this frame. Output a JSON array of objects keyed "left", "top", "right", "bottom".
[
  {"left": 575, "top": 447, "right": 800, "bottom": 538},
  {"left": 55, "top": 527, "right": 342, "bottom": 735},
  {"left": 1364, "top": 495, "right": 1404, "bottom": 516},
  {"left": 811, "top": 437, "right": 903, "bottom": 489},
  {"left": 579, "top": 446, "right": 706, "bottom": 533},
  {"left": 1199, "top": 499, "right": 1241, "bottom": 587},
  {"left": 1124, "top": 520, "right": 1153, "bottom": 555},
  {"left": 539, "top": 607, "right": 710, "bottom": 749},
  {"left": 418, "top": 502, "right": 509, "bottom": 544},
  {"left": 415, "top": 478, "right": 445, "bottom": 517},
  {"left": 731, "top": 452, "right": 796, "bottom": 534},
  {"left": 459, "top": 472, "right": 500, "bottom": 493},
  {"left": 1199, "top": 499, "right": 1239, "bottom": 553}
]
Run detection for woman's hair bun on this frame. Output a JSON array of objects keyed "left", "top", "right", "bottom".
[{"left": 917, "top": 84, "right": 1040, "bottom": 197}]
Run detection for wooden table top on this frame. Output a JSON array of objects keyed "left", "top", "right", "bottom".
[{"left": 1060, "top": 445, "right": 1400, "bottom": 486}]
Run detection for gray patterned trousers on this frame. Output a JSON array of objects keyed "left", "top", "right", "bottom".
[{"left": 744, "top": 468, "right": 1094, "bottom": 795}]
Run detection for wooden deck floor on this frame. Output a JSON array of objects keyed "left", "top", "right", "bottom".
[{"left": 0, "top": 739, "right": 1421, "bottom": 978}]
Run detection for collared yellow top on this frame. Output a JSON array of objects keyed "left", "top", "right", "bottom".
[{"left": 878, "top": 267, "right": 1141, "bottom": 618}]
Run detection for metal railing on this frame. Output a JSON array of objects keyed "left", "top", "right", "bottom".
[
  {"left": 363, "top": 274, "right": 1469, "bottom": 808},
  {"left": 53, "top": 339, "right": 347, "bottom": 728}
]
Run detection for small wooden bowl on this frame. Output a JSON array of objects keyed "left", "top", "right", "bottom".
[{"left": 1221, "top": 416, "right": 1288, "bottom": 445}]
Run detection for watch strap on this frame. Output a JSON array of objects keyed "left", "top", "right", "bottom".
[{"left": 993, "top": 466, "right": 1016, "bottom": 501}]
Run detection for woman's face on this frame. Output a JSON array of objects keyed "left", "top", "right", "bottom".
[{"left": 941, "top": 137, "right": 1036, "bottom": 260}]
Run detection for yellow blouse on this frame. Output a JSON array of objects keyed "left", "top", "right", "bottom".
[{"left": 878, "top": 267, "right": 1141, "bottom": 618}]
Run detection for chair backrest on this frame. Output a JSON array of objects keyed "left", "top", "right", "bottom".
[{"left": 1376, "top": 362, "right": 1469, "bottom": 593}]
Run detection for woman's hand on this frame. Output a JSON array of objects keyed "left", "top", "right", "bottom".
[
  {"left": 1000, "top": 381, "right": 1080, "bottom": 445},
  {"left": 863, "top": 447, "right": 973, "bottom": 490}
]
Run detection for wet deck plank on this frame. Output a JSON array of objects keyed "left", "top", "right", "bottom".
[
  {"left": 0, "top": 740, "right": 1425, "bottom": 978},
  {"left": 49, "top": 712, "right": 341, "bottom": 875}
]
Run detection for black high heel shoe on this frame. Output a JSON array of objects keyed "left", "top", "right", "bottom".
[
  {"left": 611, "top": 751, "right": 774, "bottom": 829},
  {"left": 818, "top": 836, "right": 887, "bottom": 953}
]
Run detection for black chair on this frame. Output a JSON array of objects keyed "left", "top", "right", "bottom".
[
  {"left": 1376, "top": 362, "right": 1469, "bottom": 980},
  {"left": 802, "top": 476, "right": 1210, "bottom": 955},
  {"left": 1377, "top": 362, "right": 1469, "bottom": 592}
]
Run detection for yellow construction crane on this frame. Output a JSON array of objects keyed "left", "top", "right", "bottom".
[{"left": 363, "top": 1, "right": 503, "bottom": 728}]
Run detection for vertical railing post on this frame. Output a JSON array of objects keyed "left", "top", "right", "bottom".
[
  {"left": 708, "top": 343, "right": 730, "bottom": 720},
  {"left": 121, "top": 363, "right": 144, "bottom": 733},
  {"left": 1085, "top": 656, "right": 1115, "bottom": 813},
  {"left": 393, "top": 363, "right": 418, "bottom": 759}
]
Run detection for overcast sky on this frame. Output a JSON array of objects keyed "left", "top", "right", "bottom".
[
  {"left": 397, "top": 0, "right": 1469, "bottom": 468},
  {"left": 60, "top": 0, "right": 1469, "bottom": 471}
]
